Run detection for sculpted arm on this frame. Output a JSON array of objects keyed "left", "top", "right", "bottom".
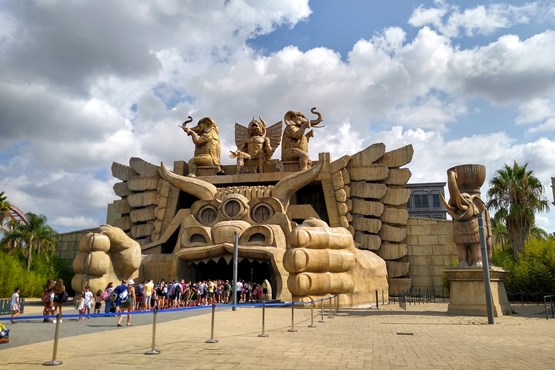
[{"left": 286, "top": 121, "right": 311, "bottom": 140}]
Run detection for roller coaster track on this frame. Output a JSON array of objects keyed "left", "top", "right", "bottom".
[{"left": 0, "top": 204, "right": 28, "bottom": 231}]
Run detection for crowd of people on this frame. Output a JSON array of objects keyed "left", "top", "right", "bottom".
[
  {"left": 36, "top": 278, "right": 271, "bottom": 327},
  {"left": 99, "top": 278, "right": 271, "bottom": 313}
]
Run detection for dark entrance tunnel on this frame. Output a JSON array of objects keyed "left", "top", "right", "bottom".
[{"left": 178, "top": 257, "right": 276, "bottom": 298}]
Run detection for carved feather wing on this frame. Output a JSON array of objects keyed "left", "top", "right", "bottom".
[
  {"left": 234, "top": 123, "right": 249, "bottom": 150},
  {"left": 266, "top": 121, "right": 283, "bottom": 154}
]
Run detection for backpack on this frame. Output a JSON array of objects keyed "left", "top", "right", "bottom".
[
  {"left": 102, "top": 289, "right": 110, "bottom": 301},
  {"left": 60, "top": 291, "right": 69, "bottom": 303},
  {"left": 175, "top": 283, "right": 182, "bottom": 295}
]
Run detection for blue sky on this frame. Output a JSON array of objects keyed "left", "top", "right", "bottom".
[{"left": 0, "top": 0, "right": 554, "bottom": 233}]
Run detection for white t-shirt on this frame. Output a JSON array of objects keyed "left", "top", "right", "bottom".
[
  {"left": 11, "top": 292, "right": 20, "bottom": 310},
  {"left": 84, "top": 290, "right": 94, "bottom": 307}
]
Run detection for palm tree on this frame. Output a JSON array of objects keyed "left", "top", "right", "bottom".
[
  {"left": 529, "top": 226, "right": 549, "bottom": 240},
  {"left": 487, "top": 161, "right": 550, "bottom": 260},
  {"left": 0, "top": 212, "right": 58, "bottom": 270},
  {"left": 0, "top": 191, "right": 12, "bottom": 232},
  {"left": 490, "top": 213, "right": 509, "bottom": 252}
]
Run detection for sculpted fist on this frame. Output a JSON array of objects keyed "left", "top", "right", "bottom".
[
  {"left": 71, "top": 225, "right": 142, "bottom": 294},
  {"left": 284, "top": 218, "right": 388, "bottom": 306}
]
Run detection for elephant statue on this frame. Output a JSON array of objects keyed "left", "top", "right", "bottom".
[
  {"left": 440, "top": 165, "right": 492, "bottom": 267},
  {"left": 281, "top": 107, "right": 323, "bottom": 170},
  {"left": 180, "top": 116, "right": 225, "bottom": 177}
]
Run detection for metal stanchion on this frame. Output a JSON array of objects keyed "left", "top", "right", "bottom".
[
  {"left": 318, "top": 299, "right": 325, "bottom": 323},
  {"left": 335, "top": 294, "right": 340, "bottom": 313},
  {"left": 382, "top": 290, "right": 385, "bottom": 306},
  {"left": 145, "top": 308, "right": 160, "bottom": 355},
  {"left": 327, "top": 296, "right": 334, "bottom": 318},
  {"left": 205, "top": 303, "right": 219, "bottom": 343},
  {"left": 288, "top": 301, "right": 297, "bottom": 332},
  {"left": 43, "top": 313, "right": 63, "bottom": 366},
  {"left": 258, "top": 301, "right": 269, "bottom": 337},
  {"left": 308, "top": 300, "right": 316, "bottom": 328},
  {"left": 375, "top": 290, "right": 379, "bottom": 309}
]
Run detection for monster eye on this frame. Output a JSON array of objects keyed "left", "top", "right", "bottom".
[
  {"left": 198, "top": 205, "right": 218, "bottom": 225},
  {"left": 221, "top": 198, "right": 245, "bottom": 219},
  {"left": 251, "top": 203, "right": 274, "bottom": 224}
]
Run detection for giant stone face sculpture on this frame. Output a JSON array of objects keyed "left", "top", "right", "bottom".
[{"left": 73, "top": 109, "right": 416, "bottom": 306}]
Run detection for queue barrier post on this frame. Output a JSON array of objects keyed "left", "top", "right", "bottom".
[
  {"left": 258, "top": 301, "right": 269, "bottom": 337},
  {"left": 327, "top": 296, "right": 334, "bottom": 318},
  {"left": 375, "top": 290, "right": 379, "bottom": 310},
  {"left": 318, "top": 299, "right": 325, "bottom": 323},
  {"left": 288, "top": 301, "right": 297, "bottom": 332},
  {"left": 335, "top": 294, "right": 340, "bottom": 313},
  {"left": 308, "top": 300, "right": 316, "bottom": 328},
  {"left": 43, "top": 313, "right": 63, "bottom": 366},
  {"left": 145, "top": 308, "right": 161, "bottom": 355},
  {"left": 205, "top": 303, "right": 219, "bottom": 343}
]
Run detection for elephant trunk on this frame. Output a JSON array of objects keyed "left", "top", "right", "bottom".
[
  {"left": 309, "top": 107, "right": 323, "bottom": 126},
  {"left": 447, "top": 169, "right": 468, "bottom": 211}
]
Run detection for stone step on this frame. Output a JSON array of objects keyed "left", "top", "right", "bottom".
[
  {"left": 378, "top": 144, "right": 414, "bottom": 168},
  {"left": 349, "top": 164, "right": 389, "bottom": 182},
  {"left": 381, "top": 208, "right": 409, "bottom": 225},
  {"left": 354, "top": 232, "right": 381, "bottom": 250},
  {"left": 376, "top": 243, "right": 408, "bottom": 260},
  {"left": 350, "top": 182, "right": 387, "bottom": 199}
]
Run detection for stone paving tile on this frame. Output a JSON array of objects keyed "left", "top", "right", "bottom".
[{"left": 1, "top": 302, "right": 555, "bottom": 369}]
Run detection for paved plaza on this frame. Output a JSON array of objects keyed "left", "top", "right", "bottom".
[{"left": 1, "top": 300, "right": 554, "bottom": 369}]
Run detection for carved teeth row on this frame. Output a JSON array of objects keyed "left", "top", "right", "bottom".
[{"left": 188, "top": 256, "right": 269, "bottom": 265}]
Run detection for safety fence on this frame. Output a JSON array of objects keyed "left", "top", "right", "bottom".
[
  {"left": 506, "top": 291, "right": 555, "bottom": 305},
  {"left": 390, "top": 288, "right": 443, "bottom": 310},
  {"left": 543, "top": 295, "right": 555, "bottom": 320},
  {"left": 0, "top": 295, "right": 344, "bottom": 366}
]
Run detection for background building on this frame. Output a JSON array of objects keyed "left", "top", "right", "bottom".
[{"left": 406, "top": 182, "right": 447, "bottom": 220}]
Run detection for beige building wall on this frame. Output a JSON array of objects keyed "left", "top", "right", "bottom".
[{"left": 406, "top": 217, "right": 457, "bottom": 296}]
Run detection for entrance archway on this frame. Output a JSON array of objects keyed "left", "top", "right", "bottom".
[{"left": 178, "top": 257, "right": 276, "bottom": 299}]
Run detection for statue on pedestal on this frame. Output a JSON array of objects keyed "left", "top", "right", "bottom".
[
  {"left": 440, "top": 164, "right": 492, "bottom": 267},
  {"left": 229, "top": 117, "right": 282, "bottom": 173},
  {"left": 281, "top": 108, "right": 323, "bottom": 170},
  {"left": 180, "top": 116, "right": 224, "bottom": 177}
]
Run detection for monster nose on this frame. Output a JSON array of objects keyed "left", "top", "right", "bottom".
[{"left": 212, "top": 220, "right": 251, "bottom": 244}]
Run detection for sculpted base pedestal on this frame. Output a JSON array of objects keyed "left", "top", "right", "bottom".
[{"left": 445, "top": 267, "right": 511, "bottom": 317}]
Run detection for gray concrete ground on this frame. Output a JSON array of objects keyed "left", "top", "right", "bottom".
[{"left": 1, "top": 299, "right": 554, "bottom": 369}]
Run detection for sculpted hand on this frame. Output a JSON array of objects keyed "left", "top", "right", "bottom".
[
  {"left": 71, "top": 225, "right": 142, "bottom": 293},
  {"left": 283, "top": 218, "right": 387, "bottom": 305}
]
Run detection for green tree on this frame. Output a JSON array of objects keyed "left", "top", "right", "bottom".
[
  {"left": 0, "top": 212, "right": 58, "bottom": 271},
  {"left": 0, "top": 191, "right": 12, "bottom": 232},
  {"left": 487, "top": 162, "right": 549, "bottom": 260},
  {"left": 490, "top": 214, "right": 509, "bottom": 252}
]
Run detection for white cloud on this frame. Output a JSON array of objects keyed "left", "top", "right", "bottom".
[
  {"left": 53, "top": 216, "right": 101, "bottom": 229},
  {"left": 409, "top": 1, "right": 540, "bottom": 38},
  {"left": 446, "top": 31, "right": 555, "bottom": 104},
  {"left": 1, "top": 1, "right": 554, "bottom": 233}
]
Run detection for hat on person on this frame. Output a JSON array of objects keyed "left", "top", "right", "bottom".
[{"left": 128, "top": 279, "right": 135, "bottom": 285}]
